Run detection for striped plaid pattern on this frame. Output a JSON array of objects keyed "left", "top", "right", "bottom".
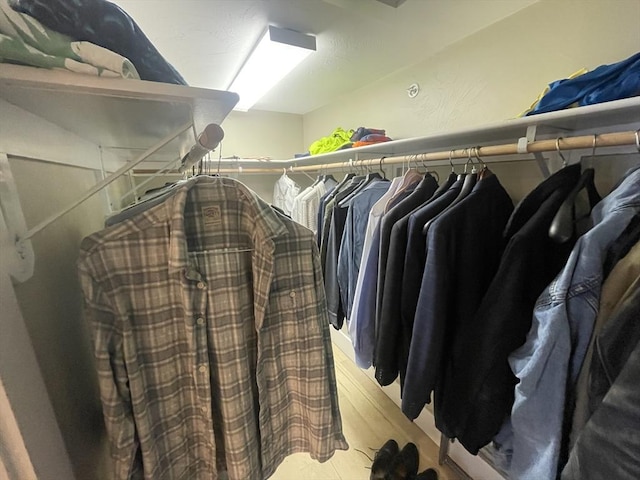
[{"left": 78, "top": 177, "right": 348, "bottom": 480}]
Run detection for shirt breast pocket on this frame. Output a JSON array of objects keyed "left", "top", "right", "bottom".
[
  {"left": 267, "top": 286, "right": 321, "bottom": 341},
  {"left": 268, "top": 289, "right": 300, "bottom": 337}
]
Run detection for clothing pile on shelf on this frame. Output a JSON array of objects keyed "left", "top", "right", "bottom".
[
  {"left": 1, "top": 0, "right": 185, "bottom": 83},
  {"left": 350, "top": 127, "right": 393, "bottom": 148},
  {"left": 78, "top": 176, "right": 348, "bottom": 480},
  {"left": 299, "top": 126, "right": 393, "bottom": 157},
  {"left": 304, "top": 160, "right": 640, "bottom": 480},
  {"left": 522, "top": 51, "right": 640, "bottom": 116}
]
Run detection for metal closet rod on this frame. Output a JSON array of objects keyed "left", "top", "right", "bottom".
[{"left": 285, "top": 130, "right": 639, "bottom": 173}]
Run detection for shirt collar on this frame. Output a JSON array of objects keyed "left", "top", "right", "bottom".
[
  {"left": 592, "top": 167, "right": 640, "bottom": 223},
  {"left": 160, "top": 176, "right": 288, "bottom": 272},
  {"left": 415, "top": 173, "right": 438, "bottom": 191},
  {"left": 470, "top": 172, "right": 501, "bottom": 193}
]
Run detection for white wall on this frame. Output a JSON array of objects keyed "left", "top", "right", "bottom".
[
  {"left": 220, "top": 110, "right": 305, "bottom": 160},
  {"left": 8, "top": 158, "right": 114, "bottom": 480},
  {"left": 302, "top": 0, "right": 640, "bottom": 146}
]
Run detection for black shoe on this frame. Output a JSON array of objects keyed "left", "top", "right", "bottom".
[
  {"left": 387, "top": 442, "right": 419, "bottom": 480},
  {"left": 414, "top": 468, "right": 438, "bottom": 480},
  {"left": 370, "top": 439, "right": 399, "bottom": 480}
]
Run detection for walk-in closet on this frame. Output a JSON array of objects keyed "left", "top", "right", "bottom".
[{"left": 1, "top": 1, "right": 639, "bottom": 479}]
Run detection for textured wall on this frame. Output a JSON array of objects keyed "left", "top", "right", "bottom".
[{"left": 302, "top": 0, "right": 640, "bottom": 146}]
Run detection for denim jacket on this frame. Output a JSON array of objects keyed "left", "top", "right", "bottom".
[{"left": 504, "top": 167, "right": 640, "bottom": 480}]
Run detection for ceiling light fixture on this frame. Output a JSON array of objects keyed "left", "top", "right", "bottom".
[{"left": 228, "top": 25, "right": 316, "bottom": 112}]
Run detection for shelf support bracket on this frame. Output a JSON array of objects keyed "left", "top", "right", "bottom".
[
  {"left": 19, "top": 121, "right": 192, "bottom": 243},
  {"left": 519, "top": 125, "right": 551, "bottom": 178},
  {"left": 118, "top": 156, "right": 182, "bottom": 209},
  {"left": 0, "top": 153, "right": 34, "bottom": 282}
]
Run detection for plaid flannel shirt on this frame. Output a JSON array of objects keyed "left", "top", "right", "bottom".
[{"left": 78, "top": 177, "right": 347, "bottom": 479}]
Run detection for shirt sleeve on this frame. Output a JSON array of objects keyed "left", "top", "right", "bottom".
[
  {"left": 78, "top": 266, "right": 141, "bottom": 478},
  {"left": 337, "top": 204, "right": 353, "bottom": 320},
  {"left": 285, "top": 181, "right": 300, "bottom": 216},
  {"left": 349, "top": 223, "right": 382, "bottom": 368},
  {"left": 310, "top": 241, "right": 349, "bottom": 451},
  {"left": 402, "top": 225, "right": 450, "bottom": 419},
  {"left": 273, "top": 177, "right": 285, "bottom": 211}
]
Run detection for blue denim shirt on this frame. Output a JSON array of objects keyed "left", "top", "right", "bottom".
[
  {"left": 350, "top": 223, "right": 382, "bottom": 368},
  {"left": 337, "top": 180, "right": 390, "bottom": 321},
  {"left": 504, "top": 167, "right": 640, "bottom": 480}
]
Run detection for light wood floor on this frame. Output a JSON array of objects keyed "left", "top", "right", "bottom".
[{"left": 269, "top": 346, "right": 458, "bottom": 480}]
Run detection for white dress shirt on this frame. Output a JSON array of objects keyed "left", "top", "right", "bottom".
[
  {"left": 348, "top": 176, "right": 404, "bottom": 364},
  {"left": 273, "top": 173, "right": 300, "bottom": 216}
]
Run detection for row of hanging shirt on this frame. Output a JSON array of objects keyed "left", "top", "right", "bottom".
[
  {"left": 290, "top": 156, "right": 640, "bottom": 480},
  {"left": 272, "top": 169, "right": 341, "bottom": 231}
]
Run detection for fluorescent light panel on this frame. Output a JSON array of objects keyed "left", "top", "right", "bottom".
[{"left": 229, "top": 26, "right": 316, "bottom": 111}]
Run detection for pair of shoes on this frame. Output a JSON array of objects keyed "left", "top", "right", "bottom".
[
  {"left": 414, "top": 468, "right": 438, "bottom": 480},
  {"left": 370, "top": 439, "right": 399, "bottom": 479},
  {"left": 387, "top": 443, "right": 419, "bottom": 480},
  {"left": 370, "top": 440, "right": 419, "bottom": 480}
]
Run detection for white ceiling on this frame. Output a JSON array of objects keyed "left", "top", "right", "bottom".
[{"left": 112, "top": 0, "right": 538, "bottom": 115}]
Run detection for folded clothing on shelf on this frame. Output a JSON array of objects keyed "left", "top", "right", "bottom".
[
  {"left": 353, "top": 134, "right": 392, "bottom": 148},
  {"left": 308, "top": 127, "right": 354, "bottom": 155},
  {"left": 351, "top": 127, "right": 386, "bottom": 142},
  {"left": 307, "top": 127, "right": 392, "bottom": 155},
  {"left": 0, "top": 0, "right": 139, "bottom": 78},
  {"left": 9, "top": 0, "right": 186, "bottom": 84},
  {"left": 526, "top": 51, "right": 640, "bottom": 116}
]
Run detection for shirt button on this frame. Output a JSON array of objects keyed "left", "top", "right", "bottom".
[
  {"left": 198, "top": 365, "right": 207, "bottom": 373},
  {"left": 196, "top": 281, "right": 206, "bottom": 289},
  {"left": 289, "top": 291, "right": 296, "bottom": 298},
  {"left": 196, "top": 317, "right": 205, "bottom": 325}
]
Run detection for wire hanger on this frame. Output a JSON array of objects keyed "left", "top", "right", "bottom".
[
  {"left": 380, "top": 156, "right": 387, "bottom": 179},
  {"left": 419, "top": 155, "right": 439, "bottom": 183},
  {"left": 464, "top": 148, "right": 477, "bottom": 174},
  {"left": 473, "top": 146, "right": 490, "bottom": 180},
  {"left": 556, "top": 137, "right": 568, "bottom": 167},
  {"left": 455, "top": 148, "right": 478, "bottom": 199},
  {"left": 216, "top": 143, "right": 222, "bottom": 176}
]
